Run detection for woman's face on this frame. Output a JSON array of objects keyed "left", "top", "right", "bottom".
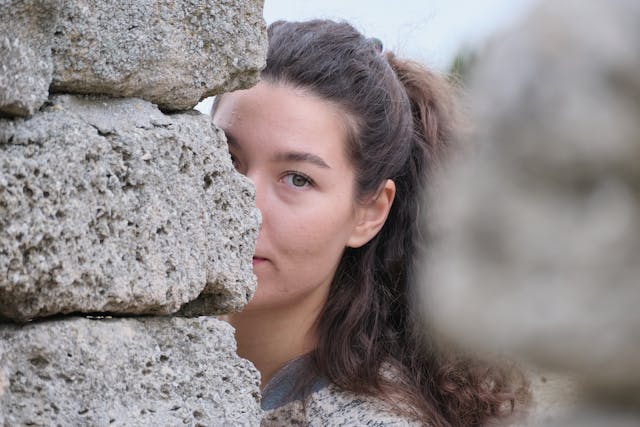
[{"left": 213, "top": 81, "right": 364, "bottom": 312}]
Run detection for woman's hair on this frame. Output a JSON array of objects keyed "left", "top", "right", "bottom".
[{"left": 216, "top": 19, "right": 528, "bottom": 426}]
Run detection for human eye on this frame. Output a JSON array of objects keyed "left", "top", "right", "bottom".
[{"left": 282, "top": 171, "right": 314, "bottom": 189}]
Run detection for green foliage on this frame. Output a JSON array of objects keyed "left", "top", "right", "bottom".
[{"left": 449, "top": 47, "right": 478, "bottom": 85}]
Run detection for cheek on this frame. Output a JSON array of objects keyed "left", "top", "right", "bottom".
[{"left": 273, "top": 204, "right": 355, "bottom": 261}]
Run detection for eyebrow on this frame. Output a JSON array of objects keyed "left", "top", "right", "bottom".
[
  {"left": 221, "top": 129, "right": 330, "bottom": 169},
  {"left": 273, "top": 151, "right": 331, "bottom": 169}
]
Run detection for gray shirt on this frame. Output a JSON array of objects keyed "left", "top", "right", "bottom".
[{"left": 261, "top": 356, "right": 425, "bottom": 426}]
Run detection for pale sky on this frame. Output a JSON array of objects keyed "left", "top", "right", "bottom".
[
  {"left": 196, "top": 0, "right": 539, "bottom": 113},
  {"left": 263, "top": 0, "right": 539, "bottom": 70}
]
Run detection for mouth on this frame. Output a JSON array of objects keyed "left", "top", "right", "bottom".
[{"left": 252, "top": 256, "right": 268, "bottom": 266}]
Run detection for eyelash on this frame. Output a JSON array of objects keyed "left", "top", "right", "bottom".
[{"left": 282, "top": 171, "right": 314, "bottom": 189}]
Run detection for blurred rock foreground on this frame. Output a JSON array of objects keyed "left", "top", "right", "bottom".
[
  {"left": 424, "top": 0, "right": 640, "bottom": 425},
  {"left": 1, "top": 0, "right": 266, "bottom": 424}
]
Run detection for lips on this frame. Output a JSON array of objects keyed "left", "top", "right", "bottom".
[{"left": 252, "top": 256, "right": 268, "bottom": 266}]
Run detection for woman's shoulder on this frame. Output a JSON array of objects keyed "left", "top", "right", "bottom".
[
  {"left": 308, "top": 383, "right": 425, "bottom": 426},
  {"left": 262, "top": 382, "right": 425, "bottom": 426}
]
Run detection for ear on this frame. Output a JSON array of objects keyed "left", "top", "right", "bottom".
[{"left": 347, "top": 179, "right": 396, "bottom": 248}]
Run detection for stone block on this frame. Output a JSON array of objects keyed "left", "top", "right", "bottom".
[
  {"left": 50, "top": 0, "right": 267, "bottom": 111},
  {"left": 0, "top": 316, "right": 262, "bottom": 426},
  {"left": 422, "top": 0, "right": 640, "bottom": 395},
  {"left": 0, "top": 95, "right": 259, "bottom": 321},
  {"left": 0, "top": 0, "right": 267, "bottom": 116},
  {"left": 0, "top": 0, "right": 60, "bottom": 117}
]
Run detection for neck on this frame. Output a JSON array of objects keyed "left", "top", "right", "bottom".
[{"left": 228, "top": 294, "right": 325, "bottom": 389}]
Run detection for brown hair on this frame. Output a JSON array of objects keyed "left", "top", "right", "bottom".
[{"left": 217, "top": 19, "right": 528, "bottom": 426}]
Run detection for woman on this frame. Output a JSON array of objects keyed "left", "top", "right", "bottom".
[{"left": 212, "top": 19, "right": 527, "bottom": 426}]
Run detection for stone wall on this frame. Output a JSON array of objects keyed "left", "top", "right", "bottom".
[
  {"left": 423, "top": 0, "right": 640, "bottom": 425},
  {"left": 1, "top": 0, "right": 266, "bottom": 425}
]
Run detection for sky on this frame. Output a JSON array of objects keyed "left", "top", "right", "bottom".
[
  {"left": 263, "top": 0, "right": 540, "bottom": 70},
  {"left": 196, "top": 0, "right": 539, "bottom": 113}
]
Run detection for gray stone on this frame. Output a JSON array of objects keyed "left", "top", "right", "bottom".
[
  {"left": 422, "top": 0, "right": 640, "bottom": 397},
  {"left": 521, "top": 368, "right": 579, "bottom": 426},
  {"left": 0, "top": 95, "right": 259, "bottom": 321},
  {"left": 0, "top": 0, "right": 267, "bottom": 115},
  {"left": 50, "top": 0, "right": 267, "bottom": 111},
  {"left": 539, "top": 408, "right": 640, "bottom": 427},
  {"left": 0, "top": 316, "right": 262, "bottom": 426},
  {"left": 0, "top": 340, "right": 5, "bottom": 427},
  {"left": 0, "top": 0, "right": 60, "bottom": 117}
]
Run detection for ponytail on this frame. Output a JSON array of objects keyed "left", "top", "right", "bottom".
[{"left": 385, "top": 52, "right": 456, "bottom": 169}]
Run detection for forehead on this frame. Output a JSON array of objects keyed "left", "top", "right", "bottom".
[
  {"left": 214, "top": 82, "right": 341, "bottom": 127},
  {"left": 213, "top": 82, "right": 353, "bottom": 161}
]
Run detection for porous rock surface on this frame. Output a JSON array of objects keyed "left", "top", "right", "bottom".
[
  {"left": 0, "top": 316, "right": 262, "bottom": 426},
  {"left": 423, "top": 0, "right": 640, "bottom": 401},
  {"left": 0, "top": 0, "right": 266, "bottom": 117},
  {"left": 50, "top": 0, "right": 267, "bottom": 111},
  {"left": 0, "top": 94, "right": 259, "bottom": 321},
  {"left": 0, "top": 0, "right": 60, "bottom": 117}
]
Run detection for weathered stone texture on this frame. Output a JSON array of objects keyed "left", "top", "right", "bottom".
[
  {"left": 2, "top": 0, "right": 267, "bottom": 424},
  {"left": 0, "top": 341, "right": 5, "bottom": 427},
  {"left": 0, "top": 0, "right": 60, "bottom": 117},
  {"left": 50, "top": 0, "right": 267, "bottom": 111},
  {"left": 0, "top": 0, "right": 267, "bottom": 117},
  {"left": 422, "top": 0, "right": 640, "bottom": 411},
  {"left": 0, "top": 316, "right": 262, "bottom": 426},
  {"left": 0, "top": 95, "right": 259, "bottom": 321}
]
